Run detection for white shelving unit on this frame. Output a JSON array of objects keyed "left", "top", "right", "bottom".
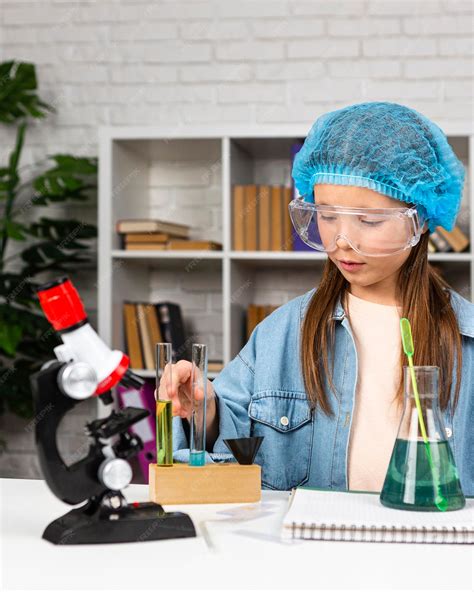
[{"left": 98, "top": 126, "right": 474, "bottom": 374}]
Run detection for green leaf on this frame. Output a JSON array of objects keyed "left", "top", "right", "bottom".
[
  {"left": 8, "top": 123, "right": 26, "bottom": 172},
  {"left": 0, "top": 62, "right": 53, "bottom": 123},
  {"left": 50, "top": 154, "right": 97, "bottom": 175},
  {"left": 0, "top": 322, "right": 23, "bottom": 355},
  {"left": 19, "top": 241, "right": 95, "bottom": 276},
  {"left": 20, "top": 241, "right": 63, "bottom": 264},
  {"left": 0, "top": 303, "right": 61, "bottom": 357},
  {"left": 24, "top": 217, "right": 97, "bottom": 243},
  {"left": 0, "top": 273, "right": 37, "bottom": 307},
  {"left": 31, "top": 155, "right": 97, "bottom": 206},
  {"left": 2, "top": 219, "right": 27, "bottom": 240},
  {"left": 0, "top": 124, "right": 26, "bottom": 199}
]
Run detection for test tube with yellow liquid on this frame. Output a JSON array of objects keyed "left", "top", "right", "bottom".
[{"left": 155, "top": 342, "right": 173, "bottom": 466}]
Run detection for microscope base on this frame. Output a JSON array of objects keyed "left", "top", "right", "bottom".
[{"left": 43, "top": 499, "right": 196, "bottom": 545}]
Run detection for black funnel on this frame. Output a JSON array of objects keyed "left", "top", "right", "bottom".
[{"left": 223, "top": 437, "right": 264, "bottom": 465}]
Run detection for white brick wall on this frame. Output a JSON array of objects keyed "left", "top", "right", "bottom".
[
  {"left": 1, "top": 0, "right": 473, "bottom": 478},
  {"left": 0, "top": 0, "right": 471, "bottom": 161}
]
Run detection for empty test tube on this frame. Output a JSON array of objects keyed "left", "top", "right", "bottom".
[
  {"left": 155, "top": 342, "right": 173, "bottom": 466},
  {"left": 189, "top": 343, "right": 208, "bottom": 467}
]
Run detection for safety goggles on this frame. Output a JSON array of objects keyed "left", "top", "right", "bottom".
[{"left": 288, "top": 196, "right": 427, "bottom": 257}]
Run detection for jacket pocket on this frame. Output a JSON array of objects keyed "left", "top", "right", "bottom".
[{"left": 248, "top": 391, "right": 313, "bottom": 490}]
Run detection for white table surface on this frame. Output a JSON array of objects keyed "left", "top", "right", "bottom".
[{"left": 0, "top": 477, "right": 472, "bottom": 591}]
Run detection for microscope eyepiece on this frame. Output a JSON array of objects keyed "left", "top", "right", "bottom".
[{"left": 37, "top": 276, "right": 87, "bottom": 332}]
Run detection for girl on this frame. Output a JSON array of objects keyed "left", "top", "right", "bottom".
[{"left": 158, "top": 102, "right": 474, "bottom": 495}]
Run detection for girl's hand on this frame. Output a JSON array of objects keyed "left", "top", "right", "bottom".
[{"left": 154, "top": 360, "right": 214, "bottom": 421}]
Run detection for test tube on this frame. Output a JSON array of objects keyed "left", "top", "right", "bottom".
[
  {"left": 189, "top": 343, "right": 208, "bottom": 467},
  {"left": 155, "top": 342, "right": 173, "bottom": 466}
]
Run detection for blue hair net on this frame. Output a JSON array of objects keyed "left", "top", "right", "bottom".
[{"left": 292, "top": 102, "right": 465, "bottom": 232}]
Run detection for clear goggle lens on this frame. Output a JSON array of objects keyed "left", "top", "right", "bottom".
[{"left": 289, "top": 197, "right": 425, "bottom": 257}]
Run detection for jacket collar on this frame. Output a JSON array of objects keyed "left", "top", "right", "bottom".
[{"left": 300, "top": 287, "right": 474, "bottom": 338}]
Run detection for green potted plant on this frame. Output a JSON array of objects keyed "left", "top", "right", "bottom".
[{"left": 0, "top": 61, "right": 98, "bottom": 427}]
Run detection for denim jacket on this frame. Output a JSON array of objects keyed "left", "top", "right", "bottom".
[{"left": 173, "top": 288, "right": 474, "bottom": 494}]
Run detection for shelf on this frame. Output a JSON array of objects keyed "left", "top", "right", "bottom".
[
  {"left": 230, "top": 250, "right": 327, "bottom": 260},
  {"left": 427, "top": 253, "right": 472, "bottom": 262},
  {"left": 99, "top": 126, "right": 474, "bottom": 376},
  {"left": 112, "top": 249, "right": 472, "bottom": 264},
  {"left": 232, "top": 252, "right": 471, "bottom": 262},
  {"left": 230, "top": 251, "right": 327, "bottom": 270},
  {"left": 112, "top": 249, "right": 223, "bottom": 260}
]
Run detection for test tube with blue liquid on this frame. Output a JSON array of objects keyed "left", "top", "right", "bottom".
[
  {"left": 155, "top": 342, "right": 173, "bottom": 466},
  {"left": 189, "top": 343, "right": 208, "bottom": 467}
]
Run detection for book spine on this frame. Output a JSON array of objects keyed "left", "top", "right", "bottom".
[
  {"left": 271, "top": 185, "right": 283, "bottom": 251},
  {"left": 137, "top": 303, "right": 155, "bottom": 370},
  {"left": 156, "top": 304, "right": 174, "bottom": 356},
  {"left": 167, "top": 240, "right": 222, "bottom": 250},
  {"left": 258, "top": 185, "right": 271, "bottom": 251},
  {"left": 233, "top": 184, "right": 246, "bottom": 251},
  {"left": 144, "top": 303, "right": 163, "bottom": 348},
  {"left": 282, "top": 186, "right": 293, "bottom": 251},
  {"left": 246, "top": 304, "right": 259, "bottom": 340},
  {"left": 245, "top": 185, "right": 258, "bottom": 251},
  {"left": 156, "top": 303, "right": 188, "bottom": 362},
  {"left": 123, "top": 302, "right": 143, "bottom": 369},
  {"left": 167, "top": 303, "right": 188, "bottom": 361},
  {"left": 124, "top": 233, "right": 169, "bottom": 243}
]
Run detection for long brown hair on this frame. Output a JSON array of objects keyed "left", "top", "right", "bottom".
[{"left": 301, "top": 231, "right": 463, "bottom": 416}]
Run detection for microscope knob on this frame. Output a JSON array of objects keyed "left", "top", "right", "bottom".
[
  {"left": 98, "top": 458, "right": 133, "bottom": 491},
  {"left": 58, "top": 362, "right": 99, "bottom": 400},
  {"left": 57, "top": 361, "right": 98, "bottom": 400}
]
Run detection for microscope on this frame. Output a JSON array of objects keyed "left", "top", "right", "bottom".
[{"left": 31, "top": 276, "right": 195, "bottom": 544}]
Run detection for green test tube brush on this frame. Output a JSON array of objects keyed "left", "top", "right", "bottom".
[{"left": 380, "top": 319, "right": 465, "bottom": 512}]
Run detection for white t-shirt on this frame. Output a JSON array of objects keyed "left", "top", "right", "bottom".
[{"left": 346, "top": 291, "right": 404, "bottom": 492}]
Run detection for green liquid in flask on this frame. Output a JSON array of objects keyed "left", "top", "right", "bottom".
[{"left": 380, "top": 439, "right": 465, "bottom": 512}]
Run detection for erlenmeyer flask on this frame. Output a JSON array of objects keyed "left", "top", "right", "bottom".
[{"left": 380, "top": 366, "right": 465, "bottom": 512}]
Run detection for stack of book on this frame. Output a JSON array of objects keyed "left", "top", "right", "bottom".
[
  {"left": 117, "top": 219, "right": 222, "bottom": 251},
  {"left": 246, "top": 304, "right": 280, "bottom": 339},
  {"left": 123, "top": 301, "right": 188, "bottom": 369},
  {"left": 232, "top": 185, "right": 293, "bottom": 251},
  {"left": 428, "top": 226, "right": 470, "bottom": 253}
]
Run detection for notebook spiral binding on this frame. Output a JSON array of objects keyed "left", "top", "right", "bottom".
[{"left": 290, "top": 521, "right": 471, "bottom": 544}]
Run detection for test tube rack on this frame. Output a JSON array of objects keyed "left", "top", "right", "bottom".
[{"left": 149, "top": 462, "right": 261, "bottom": 504}]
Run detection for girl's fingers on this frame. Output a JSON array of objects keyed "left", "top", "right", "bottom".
[
  {"left": 169, "top": 360, "right": 192, "bottom": 399},
  {"left": 156, "top": 362, "right": 213, "bottom": 418},
  {"left": 173, "top": 385, "right": 194, "bottom": 417},
  {"left": 158, "top": 360, "right": 190, "bottom": 400}
]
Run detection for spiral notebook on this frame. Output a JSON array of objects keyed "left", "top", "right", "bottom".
[{"left": 282, "top": 487, "right": 474, "bottom": 544}]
